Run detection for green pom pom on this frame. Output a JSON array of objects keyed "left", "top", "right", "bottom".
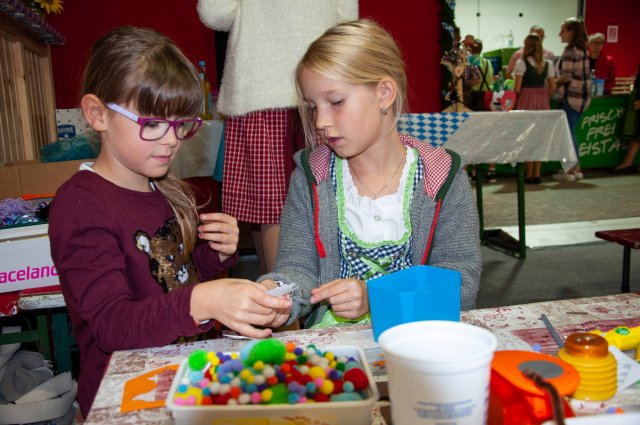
[
  {"left": 267, "top": 383, "right": 289, "bottom": 404},
  {"left": 243, "top": 339, "right": 286, "bottom": 367},
  {"left": 188, "top": 349, "right": 208, "bottom": 371}
]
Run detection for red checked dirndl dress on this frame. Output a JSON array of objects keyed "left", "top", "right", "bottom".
[{"left": 222, "top": 108, "right": 303, "bottom": 224}]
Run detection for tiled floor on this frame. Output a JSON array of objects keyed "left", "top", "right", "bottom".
[
  {"left": 500, "top": 217, "right": 640, "bottom": 248},
  {"left": 480, "top": 170, "right": 640, "bottom": 248}
]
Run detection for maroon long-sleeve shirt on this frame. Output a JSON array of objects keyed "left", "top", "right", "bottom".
[{"left": 48, "top": 170, "right": 237, "bottom": 417}]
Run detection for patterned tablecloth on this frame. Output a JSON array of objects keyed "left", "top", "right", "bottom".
[{"left": 85, "top": 293, "right": 640, "bottom": 424}]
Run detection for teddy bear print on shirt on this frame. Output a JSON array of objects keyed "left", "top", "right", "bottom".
[{"left": 134, "top": 217, "right": 199, "bottom": 292}]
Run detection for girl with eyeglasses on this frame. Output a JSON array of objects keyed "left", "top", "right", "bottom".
[{"left": 48, "top": 26, "right": 291, "bottom": 418}]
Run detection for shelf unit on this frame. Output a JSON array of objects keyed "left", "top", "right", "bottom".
[{"left": 0, "top": 0, "right": 65, "bottom": 165}]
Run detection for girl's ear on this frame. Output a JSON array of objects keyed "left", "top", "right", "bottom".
[
  {"left": 81, "top": 94, "right": 108, "bottom": 132},
  {"left": 377, "top": 77, "right": 398, "bottom": 113}
]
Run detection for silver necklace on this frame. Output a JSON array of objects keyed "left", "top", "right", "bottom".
[{"left": 349, "top": 149, "right": 407, "bottom": 200}]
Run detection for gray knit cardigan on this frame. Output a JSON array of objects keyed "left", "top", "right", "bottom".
[{"left": 259, "top": 135, "right": 481, "bottom": 328}]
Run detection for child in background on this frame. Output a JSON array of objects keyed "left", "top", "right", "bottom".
[
  {"left": 48, "top": 26, "right": 290, "bottom": 417},
  {"left": 514, "top": 33, "right": 556, "bottom": 184},
  {"left": 553, "top": 17, "right": 591, "bottom": 182},
  {"left": 258, "top": 19, "right": 481, "bottom": 328}
]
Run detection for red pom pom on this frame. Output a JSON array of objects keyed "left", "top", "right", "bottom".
[
  {"left": 314, "top": 393, "right": 330, "bottom": 402},
  {"left": 332, "top": 378, "right": 344, "bottom": 394},
  {"left": 214, "top": 393, "right": 231, "bottom": 405},
  {"left": 343, "top": 368, "right": 369, "bottom": 391},
  {"left": 201, "top": 396, "right": 213, "bottom": 405},
  {"left": 290, "top": 368, "right": 304, "bottom": 383},
  {"left": 230, "top": 386, "right": 242, "bottom": 399}
]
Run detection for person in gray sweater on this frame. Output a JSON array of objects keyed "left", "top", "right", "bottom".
[{"left": 259, "top": 19, "right": 481, "bottom": 328}]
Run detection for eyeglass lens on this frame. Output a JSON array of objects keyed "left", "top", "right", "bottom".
[{"left": 141, "top": 120, "right": 200, "bottom": 141}]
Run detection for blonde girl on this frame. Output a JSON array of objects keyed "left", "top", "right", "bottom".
[{"left": 258, "top": 19, "right": 481, "bottom": 328}]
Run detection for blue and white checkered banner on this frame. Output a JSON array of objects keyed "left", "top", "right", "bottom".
[{"left": 398, "top": 113, "right": 470, "bottom": 147}]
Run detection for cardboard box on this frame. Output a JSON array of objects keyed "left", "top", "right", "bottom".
[
  {"left": 0, "top": 159, "right": 88, "bottom": 199},
  {"left": 0, "top": 224, "right": 58, "bottom": 293}
]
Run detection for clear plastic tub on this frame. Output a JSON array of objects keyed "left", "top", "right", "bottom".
[{"left": 166, "top": 345, "right": 380, "bottom": 425}]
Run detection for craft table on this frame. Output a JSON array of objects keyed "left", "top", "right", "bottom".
[
  {"left": 84, "top": 292, "right": 640, "bottom": 424},
  {"left": 398, "top": 111, "right": 577, "bottom": 258}
]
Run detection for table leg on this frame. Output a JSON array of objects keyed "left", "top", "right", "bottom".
[
  {"left": 622, "top": 247, "right": 631, "bottom": 293},
  {"left": 516, "top": 163, "right": 527, "bottom": 259},
  {"left": 36, "top": 314, "right": 51, "bottom": 360},
  {"left": 476, "top": 167, "right": 485, "bottom": 238},
  {"left": 52, "top": 312, "right": 76, "bottom": 373}
]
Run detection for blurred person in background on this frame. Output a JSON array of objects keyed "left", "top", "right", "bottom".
[{"left": 588, "top": 33, "right": 616, "bottom": 95}]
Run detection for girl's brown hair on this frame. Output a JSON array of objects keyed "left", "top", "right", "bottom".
[
  {"left": 294, "top": 19, "right": 408, "bottom": 148},
  {"left": 523, "top": 33, "right": 545, "bottom": 74},
  {"left": 81, "top": 26, "right": 203, "bottom": 258},
  {"left": 563, "top": 17, "right": 588, "bottom": 50}
]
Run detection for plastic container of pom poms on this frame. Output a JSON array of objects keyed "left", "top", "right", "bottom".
[{"left": 166, "top": 341, "right": 379, "bottom": 425}]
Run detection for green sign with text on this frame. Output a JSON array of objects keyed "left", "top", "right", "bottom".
[{"left": 576, "top": 94, "right": 630, "bottom": 168}]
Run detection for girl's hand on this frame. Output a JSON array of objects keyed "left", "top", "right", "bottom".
[
  {"left": 198, "top": 213, "right": 239, "bottom": 262},
  {"left": 256, "top": 279, "right": 293, "bottom": 328},
  {"left": 634, "top": 100, "right": 640, "bottom": 111},
  {"left": 191, "top": 279, "right": 291, "bottom": 339},
  {"left": 310, "top": 278, "right": 369, "bottom": 319}
]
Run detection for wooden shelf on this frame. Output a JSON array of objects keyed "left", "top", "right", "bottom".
[
  {"left": 0, "top": 0, "right": 65, "bottom": 45},
  {"left": 0, "top": 0, "right": 61, "bottom": 165}
]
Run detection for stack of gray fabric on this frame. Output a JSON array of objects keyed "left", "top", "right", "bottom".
[{"left": 0, "top": 327, "right": 77, "bottom": 425}]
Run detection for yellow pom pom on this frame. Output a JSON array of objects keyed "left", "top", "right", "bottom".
[
  {"left": 320, "top": 380, "right": 334, "bottom": 395},
  {"left": 231, "top": 352, "right": 239, "bottom": 359},
  {"left": 324, "top": 351, "right": 335, "bottom": 362},
  {"left": 185, "top": 387, "right": 203, "bottom": 404},
  {"left": 285, "top": 352, "right": 296, "bottom": 361},
  {"left": 261, "top": 388, "right": 273, "bottom": 402},
  {"left": 240, "top": 369, "right": 254, "bottom": 383},
  {"left": 208, "top": 354, "right": 220, "bottom": 367},
  {"left": 308, "top": 366, "right": 326, "bottom": 380},
  {"left": 253, "top": 360, "right": 265, "bottom": 371}
]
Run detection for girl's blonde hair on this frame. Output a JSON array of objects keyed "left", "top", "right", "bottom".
[
  {"left": 294, "top": 19, "right": 408, "bottom": 147},
  {"left": 81, "top": 26, "right": 203, "bottom": 258},
  {"left": 523, "top": 33, "right": 545, "bottom": 74}
]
